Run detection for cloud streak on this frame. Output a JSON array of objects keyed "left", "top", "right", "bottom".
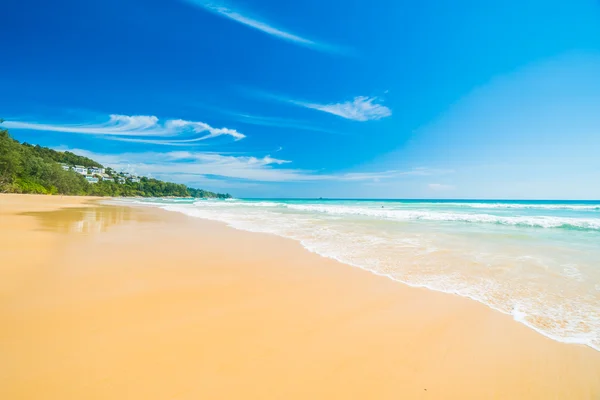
[
  {"left": 192, "top": 102, "right": 347, "bottom": 135},
  {"left": 295, "top": 96, "right": 392, "bottom": 121},
  {"left": 4, "top": 115, "right": 245, "bottom": 145},
  {"left": 244, "top": 89, "right": 392, "bottom": 122},
  {"left": 225, "top": 111, "right": 346, "bottom": 135},
  {"left": 183, "top": 0, "right": 345, "bottom": 54},
  {"left": 60, "top": 148, "right": 449, "bottom": 185}
]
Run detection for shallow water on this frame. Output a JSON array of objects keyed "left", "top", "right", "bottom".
[{"left": 121, "top": 198, "right": 600, "bottom": 351}]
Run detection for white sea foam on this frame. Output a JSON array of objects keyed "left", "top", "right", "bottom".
[
  {"left": 213, "top": 200, "right": 600, "bottom": 211},
  {"left": 193, "top": 200, "right": 283, "bottom": 208},
  {"left": 183, "top": 200, "right": 600, "bottom": 230},
  {"left": 561, "top": 264, "right": 585, "bottom": 281},
  {"left": 284, "top": 204, "right": 600, "bottom": 231},
  {"left": 151, "top": 200, "right": 600, "bottom": 353},
  {"left": 184, "top": 200, "right": 600, "bottom": 230},
  {"left": 438, "top": 202, "right": 600, "bottom": 211}
]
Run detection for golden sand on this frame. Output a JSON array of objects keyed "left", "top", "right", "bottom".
[{"left": 1, "top": 194, "right": 599, "bottom": 399}]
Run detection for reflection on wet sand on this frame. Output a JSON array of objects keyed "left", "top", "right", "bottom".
[{"left": 20, "top": 205, "right": 157, "bottom": 234}]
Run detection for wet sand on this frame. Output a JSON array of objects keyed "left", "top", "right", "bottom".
[{"left": 1, "top": 194, "right": 599, "bottom": 399}]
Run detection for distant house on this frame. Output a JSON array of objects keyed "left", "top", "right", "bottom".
[
  {"left": 89, "top": 167, "right": 105, "bottom": 175},
  {"left": 85, "top": 176, "right": 99, "bottom": 184},
  {"left": 130, "top": 177, "right": 140, "bottom": 183},
  {"left": 74, "top": 165, "right": 87, "bottom": 175},
  {"left": 60, "top": 164, "right": 70, "bottom": 171},
  {"left": 117, "top": 177, "right": 126, "bottom": 184},
  {"left": 101, "top": 176, "right": 114, "bottom": 182}
]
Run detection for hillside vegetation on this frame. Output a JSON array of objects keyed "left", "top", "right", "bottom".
[{"left": 0, "top": 125, "right": 231, "bottom": 198}]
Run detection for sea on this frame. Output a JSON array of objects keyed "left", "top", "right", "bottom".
[{"left": 121, "top": 198, "right": 600, "bottom": 351}]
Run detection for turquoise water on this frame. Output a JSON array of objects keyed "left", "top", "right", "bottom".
[{"left": 123, "top": 198, "right": 600, "bottom": 351}]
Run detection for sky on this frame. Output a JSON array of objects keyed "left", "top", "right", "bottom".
[{"left": 2, "top": 0, "right": 600, "bottom": 199}]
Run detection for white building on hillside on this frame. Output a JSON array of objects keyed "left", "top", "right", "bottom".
[
  {"left": 60, "top": 164, "right": 70, "bottom": 171},
  {"left": 89, "top": 167, "right": 105, "bottom": 175},
  {"left": 85, "top": 176, "right": 99, "bottom": 184},
  {"left": 74, "top": 165, "right": 87, "bottom": 175}
]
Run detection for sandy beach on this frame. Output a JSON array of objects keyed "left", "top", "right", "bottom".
[{"left": 1, "top": 194, "right": 599, "bottom": 399}]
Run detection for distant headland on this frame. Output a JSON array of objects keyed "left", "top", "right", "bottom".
[{"left": 0, "top": 124, "right": 231, "bottom": 199}]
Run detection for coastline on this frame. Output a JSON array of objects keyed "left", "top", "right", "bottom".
[
  {"left": 1, "top": 194, "right": 600, "bottom": 399},
  {"left": 155, "top": 197, "right": 600, "bottom": 351}
]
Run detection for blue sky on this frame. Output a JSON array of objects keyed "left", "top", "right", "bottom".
[{"left": 2, "top": 0, "right": 600, "bottom": 198}]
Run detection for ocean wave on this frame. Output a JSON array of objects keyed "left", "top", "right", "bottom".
[
  {"left": 284, "top": 204, "right": 600, "bottom": 231},
  {"left": 158, "top": 203, "right": 600, "bottom": 352},
  {"left": 192, "top": 200, "right": 283, "bottom": 207},
  {"left": 220, "top": 200, "right": 600, "bottom": 211},
  {"left": 441, "top": 202, "right": 600, "bottom": 211}
]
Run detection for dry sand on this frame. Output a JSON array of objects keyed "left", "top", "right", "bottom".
[{"left": 1, "top": 194, "right": 599, "bottom": 399}]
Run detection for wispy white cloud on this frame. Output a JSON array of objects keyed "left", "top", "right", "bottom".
[
  {"left": 428, "top": 183, "right": 455, "bottom": 191},
  {"left": 338, "top": 168, "right": 452, "bottom": 181},
  {"left": 243, "top": 89, "right": 392, "bottom": 122},
  {"left": 4, "top": 114, "right": 245, "bottom": 145},
  {"left": 296, "top": 96, "right": 392, "bottom": 121},
  {"left": 65, "top": 149, "right": 309, "bottom": 182},
  {"left": 59, "top": 147, "right": 450, "bottom": 185},
  {"left": 228, "top": 112, "right": 346, "bottom": 135},
  {"left": 191, "top": 102, "right": 345, "bottom": 134},
  {"left": 183, "top": 0, "right": 345, "bottom": 54}
]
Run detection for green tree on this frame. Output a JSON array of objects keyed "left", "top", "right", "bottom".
[{"left": 0, "top": 124, "right": 232, "bottom": 198}]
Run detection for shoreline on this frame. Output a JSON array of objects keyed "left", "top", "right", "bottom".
[
  {"left": 161, "top": 205, "right": 596, "bottom": 351},
  {"left": 148, "top": 198, "right": 600, "bottom": 352},
  {"left": 2, "top": 194, "right": 600, "bottom": 399}
]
